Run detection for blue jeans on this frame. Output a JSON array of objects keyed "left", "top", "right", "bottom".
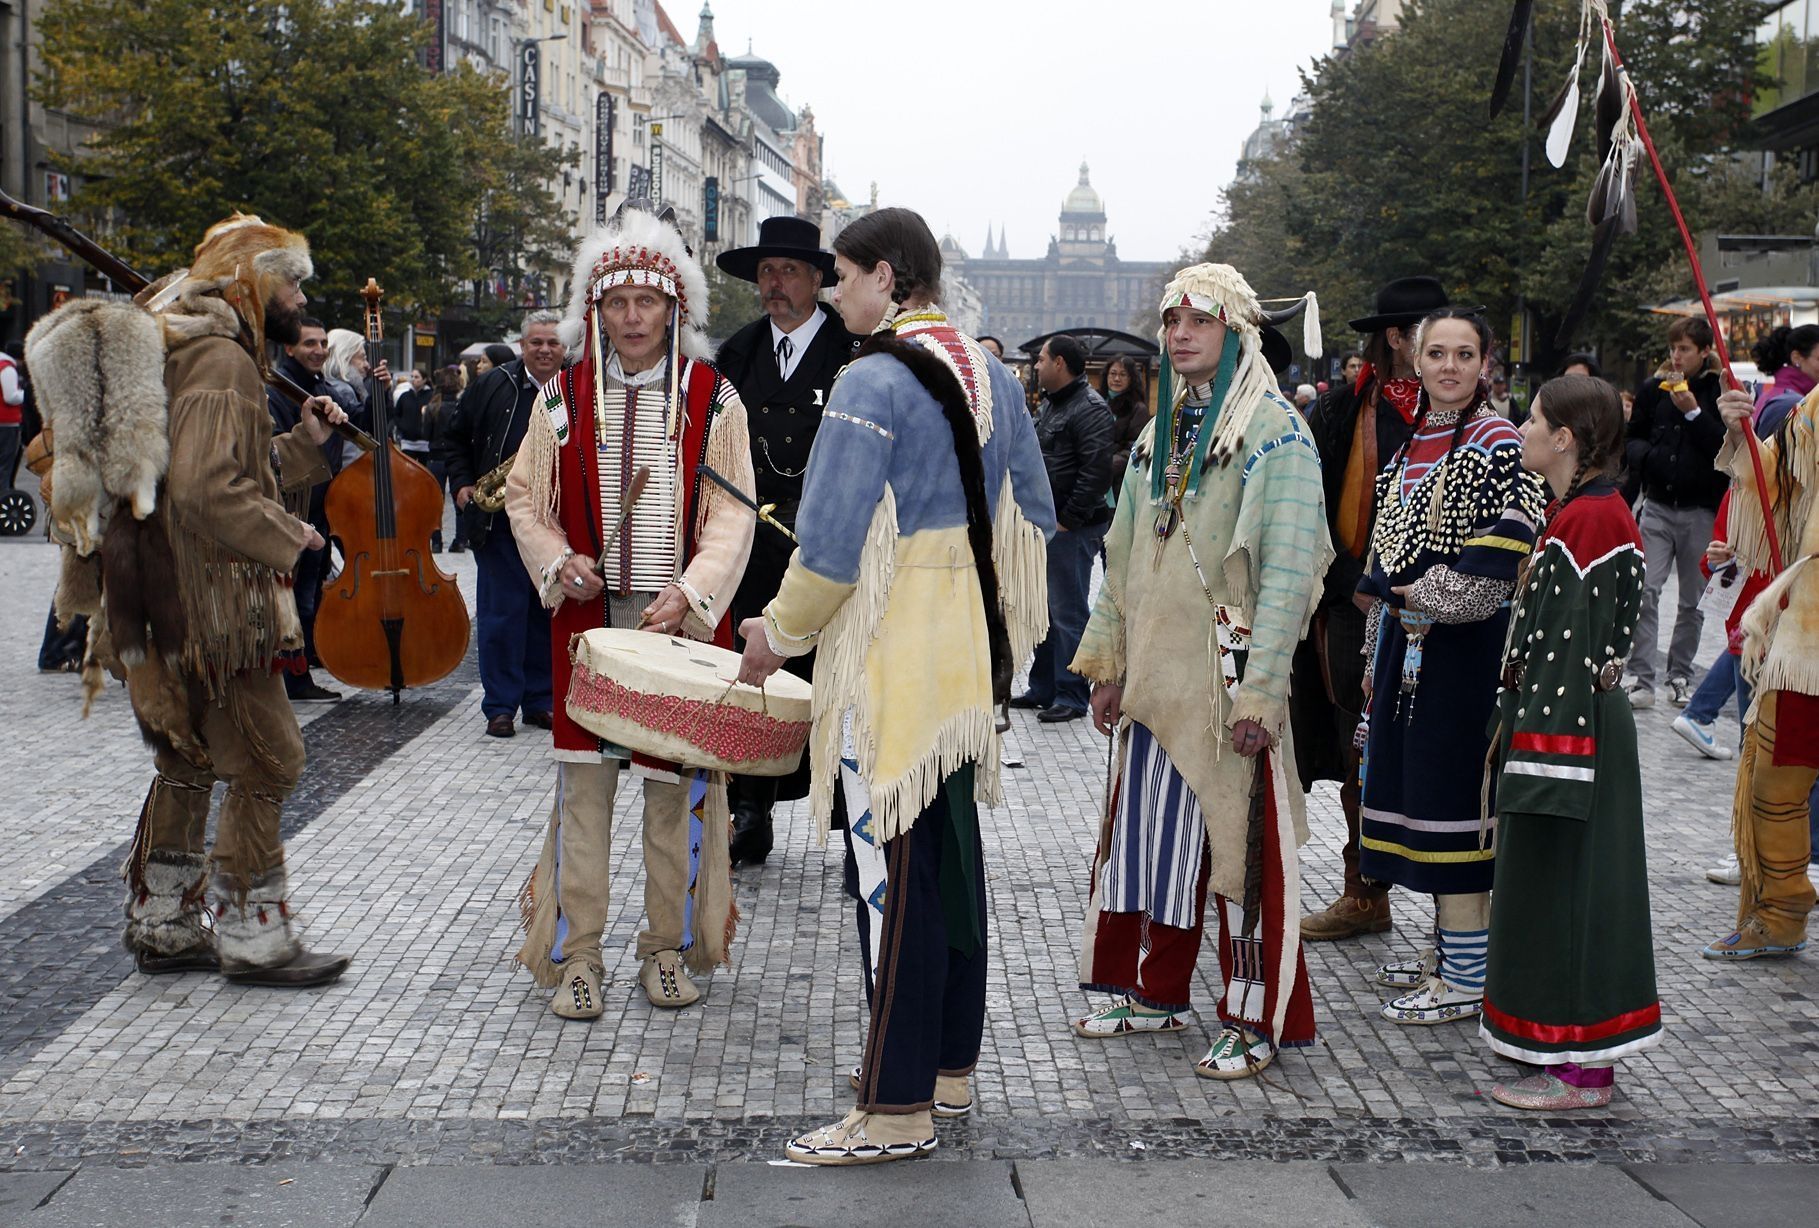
[
  {"left": 475, "top": 530, "right": 552, "bottom": 719},
  {"left": 1025, "top": 518, "right": 1107, "bottom": 713},
  {"left": 1685, "top": 652, "right": 1752, "bottom": 734}
]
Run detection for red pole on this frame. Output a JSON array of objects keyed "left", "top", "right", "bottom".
[{"left": 1601, "top": 19, "right": 1785, "bottom": 576}]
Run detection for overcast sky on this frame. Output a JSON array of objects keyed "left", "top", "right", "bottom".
[{"left": 691, "top": 0, "right": 1345, "bottom": 263}]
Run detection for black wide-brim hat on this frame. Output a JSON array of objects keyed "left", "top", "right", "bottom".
[
  {"left": 1348, "top": 275, "right": 1485, "bottom": 334},
  {"left": 715, "top": 215, "right": 836, "bottom": 283}
]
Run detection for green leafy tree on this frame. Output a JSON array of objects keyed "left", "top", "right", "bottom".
[
  {"left": 466, "top": 133, "right": 580, "bottom": 335},
  {"left": 703, "top": 263, "right": 762, "bottom": 344},
  {"left": 34, "top": 0, "right": 573, "bottom": 328},
  {"left": 1197, "top": 0, "right": 1779, "bottom": 370}
]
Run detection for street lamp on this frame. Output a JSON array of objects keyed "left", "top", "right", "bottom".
[{"left": 517, "top": 33, "right": 568, "bottom": 138}]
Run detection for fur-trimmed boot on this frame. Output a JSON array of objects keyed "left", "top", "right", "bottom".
[
  {"left": 123, "top": 850, "right": 218, "bottom": 975},
  {"left": 215, "top": 868, "right": 349, "bottom": 988}
]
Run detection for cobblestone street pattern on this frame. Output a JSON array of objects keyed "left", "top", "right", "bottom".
[{"left": 3, "top": 517, "right": 1816, "bottom": 1225}]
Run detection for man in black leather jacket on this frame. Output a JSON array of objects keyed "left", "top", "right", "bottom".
[
  {"left": 1011, "top": 334, "right": 1114, "bottom": 722},
  {"left": 436, "top": 312, "right": 566, "bottom": 738}
]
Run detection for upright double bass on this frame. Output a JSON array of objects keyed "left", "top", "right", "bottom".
[{"left": 317, "top": 279, "right": 470, "bottom": 702}]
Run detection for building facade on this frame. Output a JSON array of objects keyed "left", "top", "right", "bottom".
[{"left": 954, "top": 164, "right": 1172, "bottom": 349}]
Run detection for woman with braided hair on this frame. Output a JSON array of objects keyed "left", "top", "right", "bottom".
[
  {"left": 1356, "top": 309, "right": 1550, "bottom": 1026},
  {"left": 1480, "top": 375, "right": 1661, "bottom": 1109}
]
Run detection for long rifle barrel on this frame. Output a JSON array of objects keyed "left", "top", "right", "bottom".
[{"left": 0, "top": 187, "right": 377, "bottom": 453}]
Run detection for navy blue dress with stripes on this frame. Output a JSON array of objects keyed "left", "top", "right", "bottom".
[{"left": 1357, "top": 406, "right": 1549, "bottom": 896}]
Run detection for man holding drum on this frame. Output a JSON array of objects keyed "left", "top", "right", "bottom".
[{"left": 503, "top": 201, "right": 756, "bottom": 1019}]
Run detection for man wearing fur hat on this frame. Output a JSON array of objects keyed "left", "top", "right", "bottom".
[
  {"left": 27, "top": 213, "right": 352, "bottom": 987},
  {"left": 712, "top": 216, "right": 859, "bottom": 866},
  {"left": 1071, "top": 263, "right": 1331, "bottom": 1079},
  {"left": 503, "top": 203, "right": 756, "bottom": 1018}
]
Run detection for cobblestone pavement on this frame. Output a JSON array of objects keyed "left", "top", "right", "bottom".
[{"left": 2, "top": 506, "right": 1815, "bottom": 1178}]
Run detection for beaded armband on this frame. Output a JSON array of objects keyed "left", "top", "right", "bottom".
[{"left": 763, "top": 607, "right": 818, "bottom": 658}]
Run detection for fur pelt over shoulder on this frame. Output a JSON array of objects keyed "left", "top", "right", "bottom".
[
  {"left": 560, "top": 198, "right": 713, "bottom": 364},
  {"left": 25, "top": 299, "right": 171, "bottom": 556}
]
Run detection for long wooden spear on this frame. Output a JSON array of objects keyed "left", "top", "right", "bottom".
[
  {"left": 0, "top": 186, "right": 377, "bottom": 453},
  {"left": 1595, "top": 19, "right": 1784, "bottom": 574}
]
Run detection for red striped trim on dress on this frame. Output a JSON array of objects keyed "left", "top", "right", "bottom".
[
  {"left": 1510, "top": 732, "right": 1596, "bottom": 757},
  {"left": 1482, "top": 997, "right": 1660, "bottom": 1044}
]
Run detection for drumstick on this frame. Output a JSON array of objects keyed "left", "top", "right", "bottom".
[{"left": 595, "top": 465, "right": 651, "bottom": 577}]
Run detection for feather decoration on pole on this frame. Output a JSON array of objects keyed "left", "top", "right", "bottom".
[
  {"left": 1488, "top": 0, "right": 1536, "bottom": 118},
  {"left": 1493, "top": 1, "right": 1785, "bottom": 574}
]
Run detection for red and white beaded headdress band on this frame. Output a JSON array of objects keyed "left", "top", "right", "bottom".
[
  {"left": 560, "top": 203, "right": 714, "bottom": 362},
  {"left": 585, "top": 250, "right": 688, "bottom": 318}
]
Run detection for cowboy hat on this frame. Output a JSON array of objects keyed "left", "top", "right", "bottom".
[
  {"left": 1348, "top": 275, "right": 1484, "bottom": 334},
  {"left": 715, "top": 215, "right": 836, "bottom": 283}
]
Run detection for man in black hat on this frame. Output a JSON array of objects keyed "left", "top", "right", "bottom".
[
  {"left": 714, "top": 216, "right": 860, "bottom": 866},
  {"left": 1291, "top": 275, "right": 1476, "bottom": 942}
]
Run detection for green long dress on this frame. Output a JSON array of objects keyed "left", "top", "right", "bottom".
[{"left": 1481, "top": 481, "right": 1663, "bottom": 1066}]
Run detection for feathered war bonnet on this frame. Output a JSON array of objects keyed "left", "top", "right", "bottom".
[
  {"left": 166, "top": 212, "right": 314, "bottom": 350},
  {"left": 560, "top": 202, "right": 712, "bottom": 363},
  {"left": 1149, "top": 262, "right": 1319, "bottom": 500}
]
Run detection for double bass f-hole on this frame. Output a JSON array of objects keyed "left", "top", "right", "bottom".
[{"left": 314, "top": 278, "right": 471, "bottom": 703}]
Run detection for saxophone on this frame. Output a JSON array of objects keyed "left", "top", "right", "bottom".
[{"left": 470, "top": 454, "right": 516, "bottom": 513}]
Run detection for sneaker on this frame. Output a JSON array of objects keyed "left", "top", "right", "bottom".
[
  {"left": 1194, "top": 1026, "right": 1275, "bottom": 1080},
  {"left": 1381, "top": 976, "right": 1482, "bottom": 1025},
  {"left": 1490, "top": 1072, "right": 1613, "bottom": 1111},
  {"left": 1667, "top": 676, "right": 1693, "bottom": 707},
  {"left": 786, "top": 1109, "right": 936, "bottom": 1165},
  {"left": 1300, "top": 895, "right": 1392, "bottom": 941},
  {"left": 1072, "top": 995, "right": 1188, "bottom": 1038},
  {"left": 1673, "top": 714, "right": 1734, "bottom": 760},
  {"left": 1627, "top": 684, "right": 1656, "bottom": 710},
  {"left": 1704, "top": 854, "right": 1742, "bottom": 886}
]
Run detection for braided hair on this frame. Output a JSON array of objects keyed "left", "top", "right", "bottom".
[
  {"left": 1531, "top": 375, "right": 1625, "bottom": 518},
  {"left": 1383, "top": 309, "right": 1497, "bottom": 530}
]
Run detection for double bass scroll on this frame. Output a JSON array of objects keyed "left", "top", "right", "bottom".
[{"left": 315, "top": 278, "right": 471, "bottom": 702}]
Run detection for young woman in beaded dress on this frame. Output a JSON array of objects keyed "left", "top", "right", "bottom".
[
  {"left": 1479, "top": 374, "right": 1661, "bottom": 1109},
  {"left": 1355, "top": 309, "right": 1550, "bottom": 1025}
]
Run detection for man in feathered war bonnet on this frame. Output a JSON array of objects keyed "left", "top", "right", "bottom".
[
  {"left": 26, "top": 213, "right": 353, "bottom": 987},
  {"left": 504, "top": 200, "right": 756, "bottom": 1021}
]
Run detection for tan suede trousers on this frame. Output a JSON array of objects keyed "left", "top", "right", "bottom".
[
  {"left": 130, "top": 668, "right": 302, "bottom": 893},
  {"left": 1734, "top": 690, "right": 1818, "bottom": 943},
  {"left": 550, "top": 759, "right": 695, "bottom": 970}
]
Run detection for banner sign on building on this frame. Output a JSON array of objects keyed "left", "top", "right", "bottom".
[
  {"left": 518, "top": 42, "right": 541, "bottom": 137},
  {"left": 628, "top": 165, "right": 651, "bottom": 201},
  {"left": 422, "top": 0, "right": 445, "bottom": 74},
  {"left": 703, "top": 177, "right": 720, "bottom": 244},
  {"left": 595, "top": 93, "right": 616, "bottom": 224},
  {"left": 649, "top": 126, "right": 665, "bottom": 206}
]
